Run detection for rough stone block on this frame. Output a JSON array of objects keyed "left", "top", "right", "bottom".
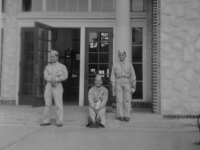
[
  {"left": 174, "top": 77, "right": 187, "bottom": 92},
  {"left": 165, "top": 69, "right": 175, "bottom": 80},
  {"left": 188, "top": 0, "right": 200, "bottom": 10},
  {"left": 161, "top": 59, "right": 171, "bottom": 68},
  {"left": 174, "top": 4, "right": 186, "bottom": 18},
  {"left": 161, "top": 24, "right": 175, "bottom": 35},
  {"left": 162, "top": 79, "right": 172, "bottom": 89},
  {"left": 166, "top": 51, "right": 177, "bottom": 61},
  {"left": 169, "top": 15, "right": 181, "bottom": 27},
  {"left": 162, "top": 43, "right": 173, "bottom": 53},
  {"left": 171, "top": 40, "right": 183, "bottom": 51},
  {"left": 162, "top": 5, "right": 172, "bottom": 15},
  {"left": 161, "top": 32, "right": 170, "bottom": 42},
  {"left": 161, "top": 86, "right": 173, "bottom": 99},
  {"left": 194, "top": 37, "right": 200, "bottom": 51},
  {"left": 172, "top": 61, "right": 183, "bottom": 72},
  {"left": 186, "top": 11, "right": 199, "bottom": 20},
  {"left": 164, "top": 0, "right": 176, "bottom": 4},
  {"left": 189, "top": 83, "right": 200, "bottom": 98},
  {"left": 179, "top": 0, "right": 190, "bottom": 3},
  {"left": 182, "top": 67, "right": 194, "bottom": 81},
  {"left": 183, "top": 47, "right": 193, "bottom": 62}
]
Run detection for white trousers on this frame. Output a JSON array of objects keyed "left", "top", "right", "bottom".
[{"left": 42, "top": 83, "right": 63, "bottom": 124}]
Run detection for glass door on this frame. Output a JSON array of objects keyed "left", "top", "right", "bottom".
[
  {"left": 32, "top": 22, "right": 54, "bottom": 107},
  {"left": 84, "top": 28, "right": 113, "bottom": 106},
  {"left": 131, "top": 22, "right": 151, "bottom": 103}
]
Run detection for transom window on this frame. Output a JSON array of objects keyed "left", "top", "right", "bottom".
[
  {"left": 22, "top": 0, "right": 115, "bottom": 12},
  {"left": 0, "top": 29, "right": 3, "bottom": 97}
]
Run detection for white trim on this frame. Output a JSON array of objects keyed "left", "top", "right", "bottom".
[
  {"left": 0, "top": 0, "right": 2, "bottom": 99},
  {"left": 79, "top": 27, "right": 85, "bottom": 106},
  {"left": 131, "top": 19, "right": 148, "bottom": 102}
]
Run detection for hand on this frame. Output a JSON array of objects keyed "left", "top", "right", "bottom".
[
  {"left": 94, "top": 97, "right": 99, "bottom": 103},
  {"left": 51, "top": 78, "right": 56, "bottom": 83}
]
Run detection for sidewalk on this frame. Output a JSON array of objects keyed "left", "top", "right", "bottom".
[{"left": 0, "top": 105, "right": 198, "bottom": 131}]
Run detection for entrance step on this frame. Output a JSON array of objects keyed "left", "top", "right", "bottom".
[{"left": 0, "top": 105, "right": 197, "bottom": 131}]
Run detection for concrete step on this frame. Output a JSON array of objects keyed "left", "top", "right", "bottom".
[{"left": 0, "top": 105, "right": 198, "bottom": 131}]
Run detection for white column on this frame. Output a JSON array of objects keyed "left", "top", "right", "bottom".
[
  {"left": 79, "top": 27, "right": 85, "bottom": 106},
  {"left": 115, "top": 0, "right": 131, "bottom": 62}
]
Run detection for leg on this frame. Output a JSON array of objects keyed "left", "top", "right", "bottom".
[
  {"left": 42, "top": 87, "right": 53, "bottom": 124},
  {"left": 96, "top": 107, "right": 106, "bottom": 127},
  {"left": 116, "top": 83, "right": 124, "bottom": 119},
  {"left": 87, "top": 107, "right": 96, "bottom": 128},
  {"left": 123, "top": 83, "right": 131, "bottom": 120},
  {"left": 53, "top": 86, "right": 63, "bottom": 125}
]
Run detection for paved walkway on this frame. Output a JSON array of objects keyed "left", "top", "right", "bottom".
[{"left": 0, "top": 105, "right": 198, "bottom": 131}]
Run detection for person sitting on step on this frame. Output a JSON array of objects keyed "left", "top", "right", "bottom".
[{"left": 86, "top": 74, "right": 108, "bottom": 128}]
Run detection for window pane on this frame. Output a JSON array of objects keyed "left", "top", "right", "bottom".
[
  {"left": 132, "top": 82, "right": 143, "bottom": 99},
  {"left": 22, "top": 74, "right": 33, "bottom": 84},
  {"left": 132, "top": 64, "right": 143, "bottom": 80},
  {"left": 57, "top": 0, "right": 67, "bottom": 12},
  {"left": 37, "top": 85, "right": 44, "bottom": 96},
  {"left": 22, "top": 0, "right": 32, "bottom": 12},
  {"left": 92, "top": 0, "right": 101, "bottom": 12},
  {"left": 32, "top": 0, "right": 43, "bottom": 12},
  {"left": 89, "top": 64, "right": 98, "bottom": 74},
  {"left": 46, "top": 0, "right": 56, "bottom": 12},
  {"left": 102, "top": 0, "right": 113, "bottom": 12},
  {"left": 132, "top": 46, "right": 142, "bottom": 62},
  {"left": 131, "top": 0, "right": 143, "bottom": 12},
  {"left": 22, "top": 85, "right": 33, "bottom": 95},
  {"left": 78, "top": 0, "right": 88, "bottom": 12},
  {"left": 132, "top": 28, "right": 143, "bottom": 45},
  {"left": 68, "top": 0, "right": 78, "bottom": 12},
  {"left": 99, "top": 53, "right": 108, "bottom": 63},
  {"left": 89, "top": 53, "right": 98, "bottom": 63}
]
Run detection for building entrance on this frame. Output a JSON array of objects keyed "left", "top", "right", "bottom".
[{"left": 19, "top": 22, "right": 80, "bottom": 106}]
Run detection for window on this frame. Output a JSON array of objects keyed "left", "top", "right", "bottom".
[
  {"left": 22, "top": 0, "right": 43, "bottom": 12},
  {"left": 23, "top": 0, "right": 89, "bottom": 12},
  {"left": 92, "top": 0, "right": 115, "bottom": 12},
  {"left": 0, "top": 29, "right": 3, "bottom": 97},
  {"left": 131, "top": 0, "right": 145, "bottom": 12},
  {"left": 2, "top": 0, "right": 4, "bottom": 13}
]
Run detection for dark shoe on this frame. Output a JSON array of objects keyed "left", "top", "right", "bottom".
[
  {"left": 124, "top": 117, "right": 130, "bottom": 122},
  {"left": 95, "top": 117, "right": 101, "bottom": 128},
  {"left": 57, "top": 123, "right": 63, "bottom": 127},
  {"left": 86, "top": 116, "right": 94, "bottom": 128},
  {"left": 40, "top": 123, "right": 51, "bottom": 126},
  {"left": 117, "top": 117, "right": 124, "bottom": 121}
]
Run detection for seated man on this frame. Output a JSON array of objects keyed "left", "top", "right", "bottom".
[{"left": 86, "top": 74, "right": 108, "bottom": 128}]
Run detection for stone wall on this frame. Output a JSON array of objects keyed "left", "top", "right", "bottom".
[
  {"left": 1, "top": 0, "right": 18, "bottom": 101},
  {"left": 161, "top": 0, "right": 200, "bottom": 115}
]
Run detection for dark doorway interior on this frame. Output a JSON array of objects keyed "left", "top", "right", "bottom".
[{"left": 54, "top": 28, "right": 80, "bottom": 106}]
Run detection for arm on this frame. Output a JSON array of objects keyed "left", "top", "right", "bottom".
[
  {"left": 110, "top": 65, "right": 116, "bottom": 91},
  {"left": 88, "top": 88, "right": 95, "bottom": 108},
  {"left": 55, "top": 65, "right": 68, "bottom": 82},
  {"left": 44, "top": 66, "right": 51, "bottom": 82},
  {"left": 100, "top": 88, "right": 108, "bottom": 108}
]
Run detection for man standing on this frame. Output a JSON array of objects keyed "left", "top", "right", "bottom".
[
  {"left": 87, "top": 74, "right": 108, "bottom": 128},
  {"left": 40, "top": 50, "right": 68, "bottom": 127},
  {"left": 111, "top": 50, "right": 136, "bottom": 122}
]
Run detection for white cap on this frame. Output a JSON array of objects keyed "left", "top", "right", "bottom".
[
  {"left": 50, "top": 50, "right": 59, "bottom": 56},
  {"left": 95, "top": 74, "right": 102, "bottom": 81},
  {"left": 118, "top": 50, "right": 126, "bottom": 55}
]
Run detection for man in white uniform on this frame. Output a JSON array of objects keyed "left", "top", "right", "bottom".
[
  {"left": 86, "top": 74, "right": 108, "bottom": 128},
  {"left": 111, "top": 50, "right": 136, "bottom": 122},
  {"left": 40, "top": 50, "right": 68, "bottom": 127}
]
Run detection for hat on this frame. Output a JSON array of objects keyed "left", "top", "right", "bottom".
[
  {"left": 118, "top": 50, "right": 126, "bottom": 55},
  {"left": 95, "top": 74, "right": 102, "bottom": 81},
  {"left": 50, "top": 50, "right": 59, "bottom": 56}
]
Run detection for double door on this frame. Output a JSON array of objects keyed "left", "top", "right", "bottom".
[{"left": 19, "top": 22, "right": 55, "bottom": 107}]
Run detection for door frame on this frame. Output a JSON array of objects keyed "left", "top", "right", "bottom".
[{"left": 84, "top": 28, "right": 113, "bottom": 106}]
